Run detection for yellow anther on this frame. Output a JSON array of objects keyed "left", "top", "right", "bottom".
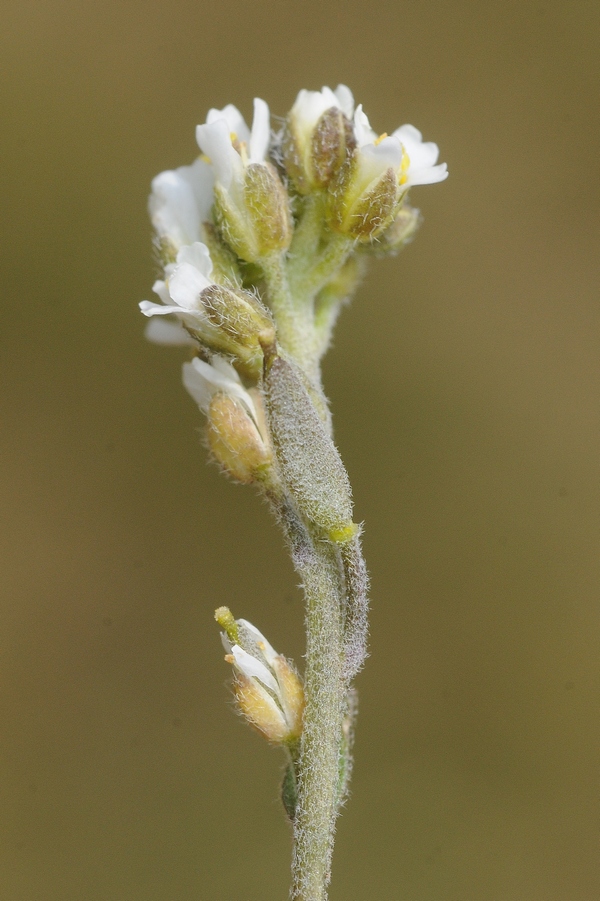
[
  {"left": 398, "top": 147, "right": 411, "bottom": 185},
  {"left": 374, "top": 132, "right": 389, "bottom": 146}
]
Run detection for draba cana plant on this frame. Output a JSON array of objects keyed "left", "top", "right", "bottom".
[{"left": 140, "top": 84, "right": 447, "bottom": 901}]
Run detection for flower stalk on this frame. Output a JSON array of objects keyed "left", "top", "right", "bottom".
[{"left": 139, "top": 83, "right": 447, "bottom": 900}]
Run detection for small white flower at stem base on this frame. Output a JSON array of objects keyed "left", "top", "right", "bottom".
[{"left": 215, "top": 607, "right": 305, "bottom": 745}]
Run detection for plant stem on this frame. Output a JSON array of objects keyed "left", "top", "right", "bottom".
[
  {"left": 273, "top": 497, "right": 346, "bottom": 901},
  {"left": 290, "top": 232, "right": 354, "bottom": 301},
  {"left": 261, "top": 252, "right": 315, "bottom": 371}
]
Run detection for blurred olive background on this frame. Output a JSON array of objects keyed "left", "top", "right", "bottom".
[{"left": 1, "top": 1, "right": 598, "bottom": 899}]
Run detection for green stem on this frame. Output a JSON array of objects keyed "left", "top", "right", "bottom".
[
  {"left": 260, "top": 252, "right": 315, "bottom": 372},
  {"left": 291, "top": 232, "right": 354, "bottom": 301},
  {"left": 286, "top": 193, "right": 327, "bottom": 288},
  {"left": 340, "top": 533, "right": 369, "bottom": 683},
  {"left": 272, "top": 497, "right": 345, "bottom": 901}
]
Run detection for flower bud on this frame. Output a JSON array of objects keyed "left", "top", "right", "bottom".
[
  {"left": 282, "top": 86, "right": 356, "bottom": 194},
  {"left": 216, "top": 608, "right": 304, "bottom": 745},
  {"left": 327, "top": 104, "right": 447, "bottom": 242},
  {"left": 362, "top": 204, "right": 421, "bottom": 256},
  {"left": 328, "top": 154, "right": 401, "bottom": 242},
  {"left": 197, "top": 99, "right": 292, "bottom": 263},
  {"left": 207, "top": 391, "right": 272, "bottom": 484},
  {"left": 200, "top": 284, "right": 275, "bottom": 350}
]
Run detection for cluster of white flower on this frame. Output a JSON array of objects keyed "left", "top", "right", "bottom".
[
  {"left": 140, "top": 85, "right": 447, "bottom": 424},
  {"left": 140, "top": 85, "right": 448, "bottom": 381},
  {"left": 140, "top": 88, "right": 448, "bottom": 774}
]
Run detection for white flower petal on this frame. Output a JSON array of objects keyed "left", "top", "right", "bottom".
[
  {"left": 221, "top": 632, "right": 233, "bottom": 654},
  {"left": 249, "top": 98, "right": 270, "bottom": 163},
  {"left": 353, "top": 105, "right": 378, "bottom": 147},
  {"left": 139, "top": 299, "right": 178, "bottom": 317},
  {"left": 230, "top": 645, "right": 279, "bottom": 694},
  {"left": 334, "top": 84, "right": 354, "bottom": 119},
  {"left": 176, "top": 241, "right": 213, "bottom": 276},
  {"left": 393, "top": 124, "right": 440, "bottom": 168},
  {"left": 366, "top": 135, "right": 403, "bottom": 169},
  {"left": 237, "top": 619, "right": 279, "bottom": 664},
  {"left": 182, "top": 360, "right": 213, "bottom": 412},
  {"left": 144, "top": 318, "right": 196, "bottom": 346},
  {"left": 169, "top": 242, "right": 214, "bottom": 310},
  {"left": 152, "top": 279, "right": 170, "bottom": 305},
  {"left": 182, "top": 356, "right": 257, "bottom": 419},
  {"left": 407, "top": 162, "right": 449, "bottom": 185},
  {"left": 196, "top": 118, "right": 236, "bottom": 189},
  {"left": 391, "top": 124, "right": 447, "bottom": 186},
  {"left": 355, "top": 138, "right": 403, "bottom": 186},
  {"left": 290, "top": 87, "right": 339, "bottom": 136},
  {"left": 207, "top": 104, "right": 250, "bottom": 144},
  {"left": 139, "top": 301, "right": 204, "bottom": 333},
  {"left": 209, "top": 355, "right": 243, "bottom": 383},
  {"left": 168, "top": 265, "right": 209, "bottom": 309},
  {"left": 394, "top": 123, "right": 423, "bottom": 145},
  {"left": 149, "top": 158, "right": 214, "bottom": 249}
]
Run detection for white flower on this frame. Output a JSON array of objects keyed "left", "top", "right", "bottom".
[
  {"left": 195, "top": 99, "right": 291, "bottom": 261},
  {"left": 351, "top": 104, "right": 404, "bottom": 188},
  {"left": 391, "top": 123, "right": 448, "bottom": 187},
  {"left": 283, "top": 85, "right": 356, "bottom": 193},
  {"left": 329, "top": 103, "right": 448, "bottom": 239},
  {"left": 352, "top": 105, "right": 448, "bottom": 191},
  {"left": 148, "top": 157, "right": 214, "bottom": 251},
  {"left": 139, "top": 241, "right": 217, "bottom": 333},
  {"left": 182, "top": 355, "right": 258, "bottom": 419},
  {"left": 218, "top": 612, "right": 305, "bottom": 744},
  {"left": 289, "top": 84, "right": 354, "bottom": 143},
  {"left": 196, "top": 98, "right": 270, "bottom": 192},
  {"left": 144, "top": 318, "right": 197, "bottom": 346}
]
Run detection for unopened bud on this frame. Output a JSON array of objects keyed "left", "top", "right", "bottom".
[
  {"left": 283, "top": 106, "right": 355, "bottom": 194},
  {"left": 189, "top": 284, "right": 275, "bottom": 379},
  {"left": 207, "top": 392, "right": 272, "bottom": 484},
  {"left": 201, "top": 284, "right": 275, "bottom": 348},
  {"left": 214, "top": 162, "right": 292, "bottom": 263},
  {"left": 243, "top": 162, "right": 293, "bottom": 253},
  {"left": 364, "top": 204, "right": 421, "bottom": 256},
  {"left": 328, "top": 160, "right": 400, "bottom": 241},
  {"left": 216, "top": 608, "right": 305, "bottom": 745},
  {"left": 215, "top": 606, "right": 239, "bottom": 642}
]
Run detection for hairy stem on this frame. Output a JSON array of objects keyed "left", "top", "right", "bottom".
[
  {"left": 290, "top": 232, "right": 354, "bottom": 301},
  {"left": 340, "top": 533, "right": 369, "bottom": 683},
  {"left": 273, "top": 497, "right": 346, "bottom": 901},
  {"left": 261, "top": 252, "right": 315, "bottom": 371}
]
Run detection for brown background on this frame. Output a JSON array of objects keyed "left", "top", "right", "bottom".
[{"left": 1, "top": 1, "right": 598, "bottom": 898}]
